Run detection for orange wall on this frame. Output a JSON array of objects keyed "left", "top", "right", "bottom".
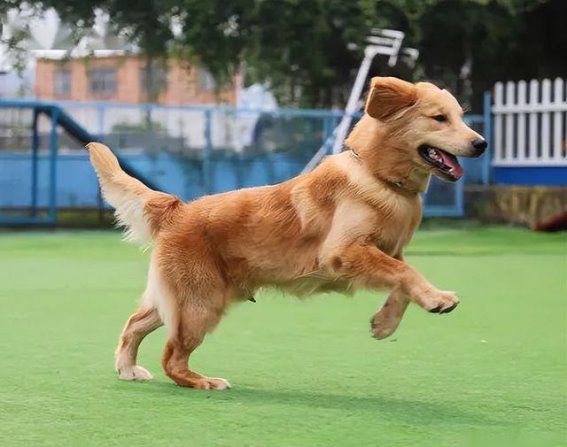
[{"left": 35, "top": 56, "right": 236, "bottom": 105}]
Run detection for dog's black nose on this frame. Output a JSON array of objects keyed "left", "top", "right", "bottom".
[{"left": 471, "top": 138, "right": 487, "bottom": 156}]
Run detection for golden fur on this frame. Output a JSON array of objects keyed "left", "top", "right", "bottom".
[{"left": 87, "top": 76, "right": 485, "bottom": 390}]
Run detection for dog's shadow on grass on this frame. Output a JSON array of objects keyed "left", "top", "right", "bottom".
[
  {"left": 228, "top": 387, "right": 502, "bottom": 427},
  {"left": 125, "top": 381, "right": 503, "bottom": 427}
]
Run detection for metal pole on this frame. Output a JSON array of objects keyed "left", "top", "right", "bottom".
[
  {"left": 96, "top": 104, "right": 106, "bottom": 224},
  {"left": 323, "top": 114, "right": 334, "bottom": 144},
  {"left": 97, "top": 103, "right": 105, "bottom": 141},
  {"left": 301, "top": 129, "right": 337, "bottom": 174},
  {"left": 203, "top": 110, "right": 213, "bottom": 194},
  {"left": 48, "top": 108, "right": 59, "bottom": 224},
  {"left": 483, "top": 91, "right": 492, "bottom": 185},
  {"left": 455, "top": 174, "right": 464, "bottom": 216},
  {"left": 331, "top": 46, "right": 379, "bottom": 155},
  {"left": 31, "top": 109, "right": 39, "bottom": 217},
  {"left": 301, "top": 46, "right": 381, "bottom": 173}
]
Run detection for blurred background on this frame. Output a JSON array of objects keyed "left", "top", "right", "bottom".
[{"left": 0, "top": 0, "right": 565, "bottom": 229}]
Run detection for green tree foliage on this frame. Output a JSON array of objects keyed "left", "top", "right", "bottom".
[{"left": 2, "top": 0, "right": 564, "bottom": 109}]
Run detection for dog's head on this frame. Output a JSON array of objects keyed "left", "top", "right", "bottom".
[{"left": 357, "top": 77, "right": 486, "bottom": 183}]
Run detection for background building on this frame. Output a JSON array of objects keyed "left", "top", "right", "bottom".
[{"left": 34, "top": 55, "right": 236, "bottom": 105}]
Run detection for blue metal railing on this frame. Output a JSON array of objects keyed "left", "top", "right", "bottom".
[
  {"left": 0, "top": 100, "right": 164, "bottom": 224},
  {"left": 0, "top": 98, "right": 490, "bottom": 224}
]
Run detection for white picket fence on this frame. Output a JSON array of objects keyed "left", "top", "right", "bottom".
[{"left": 493, "top": 78, "right": 567, "bottom": 166}]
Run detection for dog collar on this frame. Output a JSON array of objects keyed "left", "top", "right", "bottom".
[{"left": 344, "top": 145, "right": 408, "bottom": 192}]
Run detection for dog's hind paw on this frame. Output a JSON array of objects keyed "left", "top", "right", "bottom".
[
  {"left": 117, "top": 365, "right": 153, "bottom": 381},
  {"left": 206, "top": 377, "right": 231, "bottom": 390},
  {"left": 191, "top": 377, "right": 231, "bottom": 390}
]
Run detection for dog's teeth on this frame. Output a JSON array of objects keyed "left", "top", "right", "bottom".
[{"left": 428, "top": 148, "right": 436, "bottom": 157}]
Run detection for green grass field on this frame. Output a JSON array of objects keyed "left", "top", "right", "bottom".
[{"left": 0, "top": 227, "right": 566, "bottom": 447}]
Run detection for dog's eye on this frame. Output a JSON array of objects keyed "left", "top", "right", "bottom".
[{"left": 432, "top": 114, "right": 447, "bottom": 122}]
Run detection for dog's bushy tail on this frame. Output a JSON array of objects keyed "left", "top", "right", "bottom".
[{"left": 87, "top": 142, "right": 181, "bottom": 245}]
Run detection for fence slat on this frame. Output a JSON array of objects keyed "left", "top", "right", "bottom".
[
  {"left": 528, "top": 80, "right": 539, "bottom": 163},
  {"left": 553, "top": 78, "right": 564, "bottom": 161},
  {"left": 492, "top": 103, "right": 567, "bottom": 113},
  {"left": 493, "top": 82, "right": 504, "bottom": 163},
  {"left": 504, "top": 82, "right": 515, "bottom": 161},
  {"left": 540, "top": 79, "right": 552, "bottom": 162},
  {"left": 517, "top": 80, "right": 527, "bottom": 161}
]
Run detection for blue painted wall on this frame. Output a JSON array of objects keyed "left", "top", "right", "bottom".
[
  {"left": 0, "top": 152, "right": 306, "bottom": 208},
  {"left": 493, "top": 167, "right": 567, "bottom": 186}
]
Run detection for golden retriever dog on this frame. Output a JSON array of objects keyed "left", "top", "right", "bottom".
[{"left": 87, "top": 76, "right": 486, "bottom": 390}]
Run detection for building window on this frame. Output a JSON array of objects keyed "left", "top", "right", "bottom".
[
  {"left": 54, "top": 68, "right": 71, "bottom": 97},
  {"left": 140, "top": 63, "right": 168, "bottom": 100},
  {"left": 197, "top": 68, "right": 216, "bottom": 91},
  {"left": 89, "top": 67, "right": 117, "bottom": 95}
]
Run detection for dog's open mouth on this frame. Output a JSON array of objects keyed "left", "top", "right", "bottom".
[{"left": 418, "top": 145, "right": 463, "bottom": 182}]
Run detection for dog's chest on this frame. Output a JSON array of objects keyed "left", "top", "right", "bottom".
[
  {"left": 375, "top": 227, "right": 412, "bottom": 257},
  {"left": 370, "top": 195, "right": 421, "bottom": 256}
]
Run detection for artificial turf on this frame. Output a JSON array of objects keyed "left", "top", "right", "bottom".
[{"left": 0, "top": 227, "right": 565, "bottom": 447}]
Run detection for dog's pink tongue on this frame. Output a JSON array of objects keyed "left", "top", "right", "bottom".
[{"left": 438, "top": 151, "right": 463, "bottom": 180}]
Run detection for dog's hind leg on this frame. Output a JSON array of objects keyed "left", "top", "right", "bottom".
[
  {"left": 162, "top": 291, "right": 230, "bottom": 390},
  {"left": 370, "top": 290, "right": 409, "bottom": 340},
  {"left": 115, "top": 306, "right": 163, "bottom": 380}
]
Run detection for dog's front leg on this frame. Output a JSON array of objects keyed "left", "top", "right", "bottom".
[
  {"left": 326, "top": 243, "right": 459, "bottom": 314},
  {"left": 370, "top": 253, "right": 409, "bottom": 340}
]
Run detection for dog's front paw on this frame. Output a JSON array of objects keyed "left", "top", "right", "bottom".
[
  {"left": 370, "top": 315, "right": 398, "bottom": 339},
  {"left": 412, "top": 286, "right": 459, "bottom": 314},
  {"left": 426, "top": 289, "right": 459, "bottom": 314},
  {"left": 370, "top": 304, "right": 405, "bottom": 339}
]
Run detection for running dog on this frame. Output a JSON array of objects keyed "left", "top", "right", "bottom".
[{"left": 87, "top": 76, "right": 486, "bottom": 390}]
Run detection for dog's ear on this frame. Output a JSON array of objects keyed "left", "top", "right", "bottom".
[{"left": 365, "top": 77, "right": 417, "bottom": 121}]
